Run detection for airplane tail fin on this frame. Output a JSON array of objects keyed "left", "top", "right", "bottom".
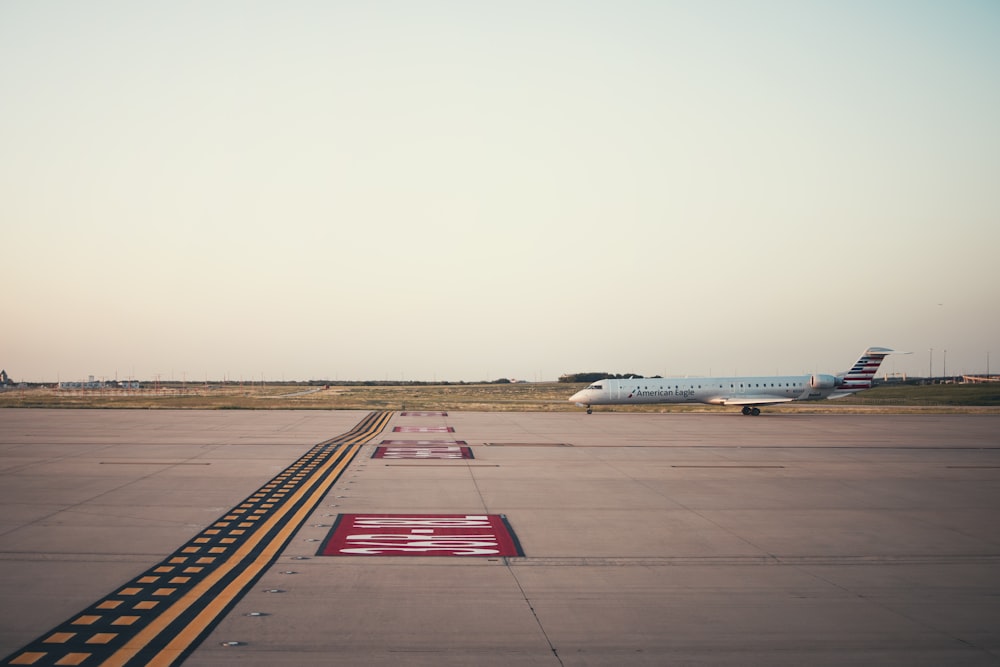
[{"left": 837, "top": 347, "right": 899, "bottom": 392}]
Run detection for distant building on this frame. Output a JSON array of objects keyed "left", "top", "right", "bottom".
[
  {"left": 54, "top": 375, "right": 141, "bottom": 390},
  {"left": 0, "top": 369, "right": 10, "bottom": 385},
  {"left": 59, "top": 381, "right": 104, "bottom": 390}
]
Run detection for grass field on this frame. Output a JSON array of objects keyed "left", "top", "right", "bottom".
[{"left": 1, "top": 382, "right": 998, "bottom": 413}]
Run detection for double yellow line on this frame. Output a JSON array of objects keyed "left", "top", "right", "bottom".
[
  {"left": 113, "top": 410, "right": 391, "bottom": 666},
  {"left": 6, "top": 411, "right": 391, "bottom": 667}
]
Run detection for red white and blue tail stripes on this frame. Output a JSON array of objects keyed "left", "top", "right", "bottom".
[{"left": 838, "top": 347, "right": 895, "bottom": 391}]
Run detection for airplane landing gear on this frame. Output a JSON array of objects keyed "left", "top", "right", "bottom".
[
  {"left": 586, "top": 407, "right": 593, "bottom": 414},
  {"left": 741, "top": 406, "right": 761, "bottom": 416}
]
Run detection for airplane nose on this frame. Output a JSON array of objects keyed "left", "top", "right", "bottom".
[{"left": 569, "top": 390, "right": 588, "bottom": 404}]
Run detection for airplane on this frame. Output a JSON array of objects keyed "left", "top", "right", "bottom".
[{"left": 568, "top": 347, "right": 905, "bottom": 415}]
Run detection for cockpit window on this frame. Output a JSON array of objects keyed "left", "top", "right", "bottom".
[{"left": 590, "top": 384, "right": 603, "bottom": 390}]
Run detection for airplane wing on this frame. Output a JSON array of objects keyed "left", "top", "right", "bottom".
[{"left": 720, "top": 397, "right": 795, "bottom": 406}]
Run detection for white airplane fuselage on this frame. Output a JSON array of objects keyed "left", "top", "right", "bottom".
[
  {"left": 568, "top": 347, "right": 901, "bottom": 415},
  {"left": 570, "top": 374, "right": 835, "bottom": 406}
]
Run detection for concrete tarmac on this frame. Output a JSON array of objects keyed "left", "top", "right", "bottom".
[{"left": 1, "top": 409, "right": 998, "bottom": 665}]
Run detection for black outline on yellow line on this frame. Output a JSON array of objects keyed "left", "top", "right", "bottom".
[{"left": 4, "top": 411, "right": 392, "bottom": 667}]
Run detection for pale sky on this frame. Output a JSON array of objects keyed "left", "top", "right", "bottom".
[{"left": 3, "top": 1, "right": 998, "bottom": 383}]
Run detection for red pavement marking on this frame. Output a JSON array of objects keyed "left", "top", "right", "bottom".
[
  {"left": 392, "top": 426, "right": 455, "bottom": 433},
  {"left": 380, "top": 440, "right": 468, "bottom": 445},
  {"left": 372, "top": 446, "right": 474, "bottom": 459},
  {"left": 318, "top": 514, "right": 522, "bottom": 556}
]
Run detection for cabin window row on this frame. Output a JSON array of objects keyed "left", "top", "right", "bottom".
[{"left": 632, "top": 383, "right": 802, "bottom": 389}]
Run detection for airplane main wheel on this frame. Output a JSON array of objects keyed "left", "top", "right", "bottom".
[
  {"left": 742, "top": 406, "right": 751, "bottom": 416},
  {"left": 751, "top": 407, "right": 761, "bottom": 416}
]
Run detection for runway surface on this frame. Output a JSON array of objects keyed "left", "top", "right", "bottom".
[{"left": 1, "top": 409, "right": 998, "bottom": 665}]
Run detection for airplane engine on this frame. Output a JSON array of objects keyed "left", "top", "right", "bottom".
[{"left": 809, "top": 374, "right": 837, "bottom": 389}]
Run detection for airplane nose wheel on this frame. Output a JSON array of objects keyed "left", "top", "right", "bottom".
[{"left": 586, "top": 407, "right": 593, "bottom": 414}]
